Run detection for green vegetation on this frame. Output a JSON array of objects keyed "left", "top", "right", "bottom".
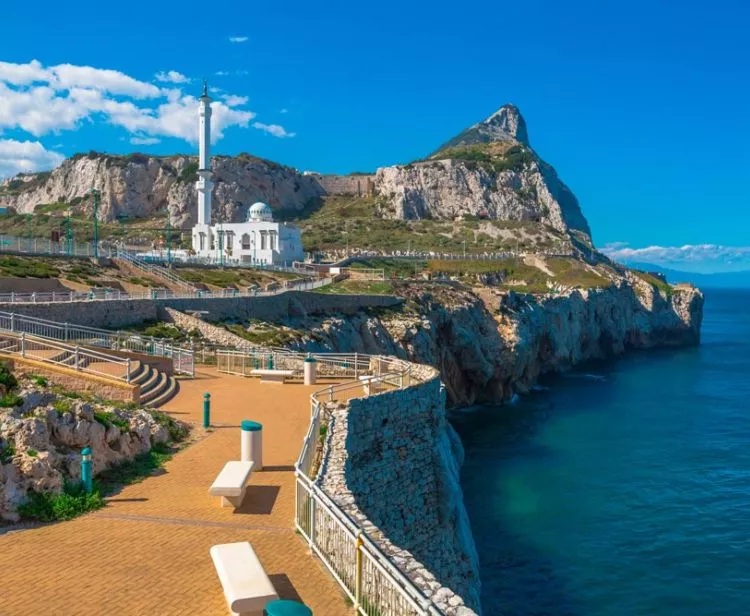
[
  {"left": 348, "top": 258, "right": 427, "bottom": 278},
  {"left": 224, "top": 321, "right": 307, "bottom": 347},
  {"left": 29, "top": 375, "right": 48, "bottom": 387},
  {"left": 147, "top": 410, "right": 190, "bottom": 443},
  {"left": 0, "top": 363, "right": 18, "bottom": 391},
  {"left": 16, "top": 441, "right": 181, "bottom": 523},
  {"left": 178, "top": 161, "right": 199, "bottom": 183},
  {"left": 93, "top": 410, "right": 130, "bottom": 431},
  {"left": 429, "top": 142, "right": 536, "bottom": 175},
  {"left": 0, "top": 440, "right": 15, "bottom": 463},
  {"left": 316, "top": 280, "right": 395, "bottom": 295},
  {"left": 0, "top": 393, "right": 24, "bottom": 408},
  {"left": 0, "top": 256, "right": 59, "bottom": 278},
  {"left": 177, "top": 267, "right": 300, "bottom": 289},
  {"left": 298, "top": 196, "right": 562, "bottom": 254},
  {"left": 18, "top": 480, "right": 105, "bottom": 522},
  {"left": 52, "top": 398, "right": 73, "bottom": 415},
  {"left": 427, "top": 257, "right": 611, "bottom": 293},
  {"left": 634, "top": 271, "right": 673, "bottom": 296}
]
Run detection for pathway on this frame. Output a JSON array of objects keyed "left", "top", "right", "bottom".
[{"left": 0, "top": 368, "right": 351, "bottom": 616}]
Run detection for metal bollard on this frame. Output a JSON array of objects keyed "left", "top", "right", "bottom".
[
  {"left": 241, "top": 420, "right": 263, "bottom": 469},
  {"left": 203, "top": 393, "right": 211, "bottom": 428},
  {"left": 81, "top": 447, "right": 93, "bottom": 493}
]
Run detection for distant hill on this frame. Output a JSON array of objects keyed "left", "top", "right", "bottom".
[{"left": 626, "top": 262, "right": 750, "bottom": 288}]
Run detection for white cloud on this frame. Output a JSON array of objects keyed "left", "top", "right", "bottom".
[
  {"left": 601, "top": 242, "right": 750, "bottom": 273},
  {"left": 215, "top": 69, "right": 249, "bottom": 77},
  {"left": 215, "top": 70, "right": 229, "bottom": 76},
  {"left": 223, "top": 94, "right": 248, "bottom": 107},
  {"left": 0, "top": 59, "right": 259, "bottom": 144},
  {"left": 280, "top": 108, "right": 288, "bottom": 114},
  {"left": 0, "top": 138, "right": 65, "bottom": 179},
  {"left": 253, "top": 122, "right": 296, "bottom": 138},
  {"left": 228, "top": 36, "right": 248, "bottom": 43},
  {"left": 155, "top": 70, "right": 190, "bottom": 84},
  {"left": 130, "top": 135, "right": 161, "bottom": 145}
]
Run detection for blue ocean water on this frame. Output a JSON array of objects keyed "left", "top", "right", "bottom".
[{"left": 452, "top": 288, "right": 750, "bottom": 616}]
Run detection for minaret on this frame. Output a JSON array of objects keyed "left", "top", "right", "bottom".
[{"left": 196, "top": 80, "right": 213, "bottom": 225}]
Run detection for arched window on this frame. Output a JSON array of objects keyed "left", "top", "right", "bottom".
[{"left": 241, "top": 233, "right": 251, "bottom": 249}]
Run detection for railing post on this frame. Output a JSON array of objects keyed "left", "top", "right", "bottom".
[
  {"left": 64, "top": 322, "right": 69, "bottom": 341},
  {"left": 10, "top": 313, "right": 14, "bottom": 332},
  {"left": 126, "top": 358, "right": 131, "bottom": 383},
  {"left": 328, "top": 385, "right": 334, "bottom": 402},
  {"left": 308, "top": 491, "right": 315, "bottom": 551},
  {"left": 354, "top": 352, "right": 359, "bottom": 378},
  {"left": 20, "top": 332, "right": 25, "bottom": 357},
  {"left": 74, "top": 346, "right": 80, "bottom": 370},
  {"left": 355, "top": 531, "right": 364, "bottom": 612}
]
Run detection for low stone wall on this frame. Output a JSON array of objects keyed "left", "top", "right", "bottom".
[
  {"left": 1, "top": 357, "right": 139, "bottom": 403},
  {"left": 0, "top": 291, "right": 403, "bottom": 329},
  {"left": 163, "top": 307, "right": 251, "bottom": 349},
  {"left": 316, "top": 364, "right": 481, "bottom": 615},
  {"left": 311, "top": 173, "right": 376, "bottom": 197}
]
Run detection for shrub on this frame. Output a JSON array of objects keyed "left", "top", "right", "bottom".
[
  {"left": 0, "top": 440, "right": 15, "bottom": 464},
  {"left": 0, "top": 363, "right": 18, "bottom": 392},
  {"left": 93, "top": 410, "right": 130, "bottom": 432},
  {"left": 53, "top": 399, "right": 73, "bottom": 415},
  {"left": 148, "top": 410, "right": 189, "bottom": 442},
  {"left": 28, "top": 374, "right": 48, "bottom": 387},
  {"left": 27, "top": 448, "right": 38, "bottom": 457},
  {"left": 18, "top": 481, "right": 104, "bottom": 522},
  {"left": 0, "top": 393, "right": 23, "bottom": 408}
]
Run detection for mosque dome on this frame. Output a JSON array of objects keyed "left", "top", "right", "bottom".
[{"left": 248, "top": 201, "right": 273, "bottom": 222}]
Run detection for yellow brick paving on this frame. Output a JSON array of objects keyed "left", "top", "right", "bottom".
[{"left": 0, "top": 368, "right": 351, "bottom": 616}]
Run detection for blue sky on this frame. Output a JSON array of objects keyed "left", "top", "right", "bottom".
[{"left": 1, "top": 0, "right": 748, "bottom": 271}]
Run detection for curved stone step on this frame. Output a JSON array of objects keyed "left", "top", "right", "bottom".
[
  {"left": 145, "top": 376, "right": 179, "bottom": 408},
  {"left": 140, "top": 370, "right": 168, "bottom": 404},
  {"left": 138, "top": 366, "right": 160, "bottom": 395}
]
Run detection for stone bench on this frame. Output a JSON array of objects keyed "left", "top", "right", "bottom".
[
  {"left": 250, "top": 369, "right": 295, "bottom": 384},
  {"left": 209, "top": 461, "right": 255, "bottom": 508},
  {"left": 210, "top": 542, "right": 279, "bottom": 616}
]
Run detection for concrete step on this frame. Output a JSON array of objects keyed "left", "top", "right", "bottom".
[
  {"left": 138, "top": 366, "right": 160, "bottom": 393},
  {"left": 140, "top": 370, "right": 168, "bottom": 404},
  {"left": 145, "top": 376, "right": 179, "bottom": 408}
]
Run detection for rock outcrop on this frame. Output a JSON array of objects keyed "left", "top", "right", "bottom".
[
  {"left": 375, "top": 105, "right": 591, "bottom": 237},
  {"left": 0, "top": 153, "right": 324, "bottom": 227},
  {"left": 274, "top": 279, "right": 703, "bottom": 407},
  {"left": 0, "top": 382, "right": 187, "bottom": 521}
]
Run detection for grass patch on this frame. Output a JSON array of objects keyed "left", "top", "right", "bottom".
[
  {"left": 0, "top": 393, "right": 23, "bottom": 408},
  {"left": 634, "top": 270, "right": 673, "bottom": 296},
  {"left": 315, "top": 280, "right": 395, "bottom": 295},
  {"left": 147, "top": 410, "right": 190, "bottom": 442},
  {"left": 0, "top": 440, "right": 15, "bottom": 464},
  {"left": 52, "top": 398, "right": 74, "bottom": 414},
  {"left": 97, "top": 442, "right": 174, "bottom": 491},
  {"left": 17, "top": 481, "right": 105, "bottom": 522},
  {"left": 93, "top": 410, "right": 130, "bottom": 432}
]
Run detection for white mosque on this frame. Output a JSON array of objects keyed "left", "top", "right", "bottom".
[{"left": 190, "top": 83, "right": 304, "bottom": 266}]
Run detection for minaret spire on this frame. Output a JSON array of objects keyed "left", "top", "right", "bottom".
[{"left": 196, "top": 82, "right": 213, "bottom": 225}]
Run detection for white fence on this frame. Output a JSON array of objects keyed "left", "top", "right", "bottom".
[
  {"left": 0, "top": 331, "right": 135, "bottom": 383},
  {"left": 0, "top": 277, "right": 333, "bottom": 305},
  {"left": 217, "top": 349, "right": 440, "bottom": 615},
  {"left": 0, "top": 311, "right": 195, "bottom": 377}
]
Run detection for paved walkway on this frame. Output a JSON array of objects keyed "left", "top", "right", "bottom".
[{"left": 0, "top": 368, "right": 351, "bottom": 616}]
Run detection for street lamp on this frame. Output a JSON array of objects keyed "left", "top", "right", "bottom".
[{"left": 88, "top": 188, "right": 100, "bottom": 258}]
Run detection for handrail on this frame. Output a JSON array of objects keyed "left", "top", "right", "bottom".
[
  {"left": 0, "top": 330, "right": 134, "bottom": 383},
  {"left": 0, "top": 277, "right": 333, "bottom": 305},
  {"left": 116, "top": 249, "right": 196, "bottom": 291},
  {"left": 0, "top": 310, "right": 195, "bottom": 377}
]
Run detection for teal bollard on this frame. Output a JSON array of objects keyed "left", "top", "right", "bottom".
[
  {"left": 267, "top": 354, "right": 274, "bottom": 369},
  {"left": 265, "top": 599, "right": 312, "bottom": 616},
  {"left": 81, "top": 447, "right": 93, "bottom": 493},
  {"left": 203, "top": 392, "right": 211, "bottom": 428}
]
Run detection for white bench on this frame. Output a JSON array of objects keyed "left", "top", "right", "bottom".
[
  {"left": 250, "top": 369, "right": 295, "bottom": 384},
  {"left": 209, "top": 461, "right": 255, "bottom": 508},
  {"left": 210, "top": 542, "right": 278, "bottom": 616}
]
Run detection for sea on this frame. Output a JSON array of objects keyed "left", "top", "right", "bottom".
[{"left": 451, "top": 288, "right": 750, "bottom": 616}]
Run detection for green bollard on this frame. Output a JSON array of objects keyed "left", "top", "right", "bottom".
[
  {"left": 203, "top": 392, "right": 211, "bottom": 428},
  {"left": 267, "top": 354, "right": 274, "bottom": 369},
  {"left": 81, "top": 447, "right": 93, "bottom": 493}
]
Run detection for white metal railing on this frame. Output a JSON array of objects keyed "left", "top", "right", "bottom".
[
  {"left": 0, "top": 331, "right": 134, "bottom": 383},
  {"left": 217, "top": 348, "right": 439, "bottom": 615},
  {"left": 0, "top": 277, "right": 333, "bottom": 305},
  {"left": 0, "top": 311, "right": 195, "bottom": 377},
  {"left": 116, "top": 249, "right": 196, "bottom": 291}
]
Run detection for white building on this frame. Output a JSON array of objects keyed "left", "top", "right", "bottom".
[{"left": 190, "top": 82, "right": 304, "bottom": 266}]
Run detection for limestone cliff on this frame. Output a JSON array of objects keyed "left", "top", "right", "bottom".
[
  {"left": 375, "top": 105, "right": 591, "bottom": 237},
  {"left": 0, "top": 153, "right": 324, "bottom": 226},
  {"left": 277, "top": 278, "right": 703, "bottom": 407}
]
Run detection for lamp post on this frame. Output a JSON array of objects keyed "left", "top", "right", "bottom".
[
  {"left": 117, "top": 214, "right": 127, "bottom": 246},
  {"left": 26, "top": 213, "right": 33, "bottom": 251},
  {"left": 65, "top": 209, "right": 73, "bottom": 256},
  {"left": 166, "top": 212, "right": 172, "bottom": 265},
  {"left": 89, "top": 188, "right": 100, "bottom": 258}
]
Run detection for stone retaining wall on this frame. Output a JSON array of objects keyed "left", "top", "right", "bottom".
[
  {"left": 316, "top": 364, "right": 481, "bottom": 615},
  {"left": 0, "top": 292, "right": 402, "bottom": 329}
]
